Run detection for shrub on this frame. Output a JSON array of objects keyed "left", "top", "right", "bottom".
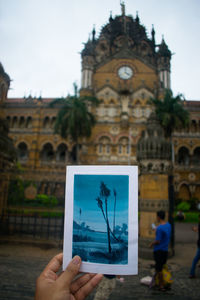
[
  {"left": 177, "top": 201, "right": 191, "bottom": 212},
  {"left": 35, "top": 194, "right": 58, "bottom": 207}
]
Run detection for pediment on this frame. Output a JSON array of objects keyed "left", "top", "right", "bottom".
[
  {"left": 132, "top": 88, "right": 154, "bottom": 100},
  {"left": 96, "top": 86, "right": 118, "bottom": 100}
]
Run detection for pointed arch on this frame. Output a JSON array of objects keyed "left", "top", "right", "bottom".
[
  {"left": 40, "top": 142, "right": 54, "bottom": 161},
  {"left": 17, "top": 142, "right": 28, "bottom": 161}
]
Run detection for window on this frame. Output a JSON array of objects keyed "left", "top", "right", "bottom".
[{"left": 17, "top": 142, "right": 28, "bottom": 160}]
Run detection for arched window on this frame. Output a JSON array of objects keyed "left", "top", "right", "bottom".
[
  {"left": 17, "top": 142, "right": 28, "bottom": 161},
  {"left": 12, "top": 116, "right": 18, "bottom": 128},
  {"left": 19, "top": 116, "right": 25, "bottom": 128},
  {"left": 43, "top": 117, "right": 50, "bottom": 129},
  {"left": 51, "top": 117, "right": 56, "bottom": 128},
  {"left": 98, "top": 136, "right": 111, "bottom": 155},
  {"left": 190, "top": 120, "right": 197, "bottom": 133},
  {"left": 41, "top": 143, "right": 54, "bottom": 161},
  {"left": 193, "top": 147, "right": 200, "bottom": 165},
  {"left": 177, "top": 147, "right": 190, "bottom": 165},
  {"left": 56, "top": 144, "right": 68, "bottom": 162},
  {"left": 118, "top": 137, "right": 130, "bottom": 155},
  {"left": 26, "top": 116, "right": 32, "bottom": 128}
]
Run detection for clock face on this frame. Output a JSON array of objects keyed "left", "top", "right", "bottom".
[{"left": 118, "top": 66, "right": 133, "bottom": 80}]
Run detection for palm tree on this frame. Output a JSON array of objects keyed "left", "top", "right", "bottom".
[
  {"left": 113, "top": 188, "right": 117, "bottom": 232},
  {"left": 96, "top": 195, "right": 120, "bottom": 244},
  {"left": 150, "top": 89, "right": 189, "bottom": 139},
  {"left": 150, "top": 88, "right": 190, "bottom": 254},
  {"left": 50, "top": 83, "right": 100, "bottom": 164},
  {"left": 100, "top": 181, "right": 112, "bottom": 254}
]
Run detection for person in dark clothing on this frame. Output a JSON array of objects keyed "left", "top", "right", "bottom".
[
  {"left": 149, "top": 210, "right": 171, "bottom": 290},
  {"left": 189, "top": 214, "right": 200, "bottom": 278}
]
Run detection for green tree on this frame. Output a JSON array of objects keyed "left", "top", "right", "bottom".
[
  {"left": 50, "top": 84, "right": 100, "bottom": 164},
  {"left": 150, "top": 89, "right": 189, "bottom": 139}
]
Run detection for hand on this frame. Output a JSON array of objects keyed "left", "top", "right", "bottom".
[{"left": 35, "top": 253, "right": 103, "bottom": 300}]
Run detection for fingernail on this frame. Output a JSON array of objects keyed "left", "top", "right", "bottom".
[{"left": 72, "top": 256, "right": 81, "bottom": 265}]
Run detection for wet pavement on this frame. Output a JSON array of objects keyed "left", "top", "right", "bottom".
[{"left": 0, "top": 222, "right": 199, "bottom": 300}]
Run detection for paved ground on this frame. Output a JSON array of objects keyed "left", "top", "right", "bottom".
[{"left": 0, "top": 223, "right": 200, "bottom": 300}]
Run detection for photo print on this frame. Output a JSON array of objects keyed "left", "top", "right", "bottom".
[{"left": 63, "top": 165, "right": 138, "bottom": 275}]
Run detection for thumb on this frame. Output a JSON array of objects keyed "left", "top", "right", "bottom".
[{"left": 58, "top": 256, "right": 81, "bottom": 288}]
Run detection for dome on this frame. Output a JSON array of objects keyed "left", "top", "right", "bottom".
[{"left": 81, "top": 10, "right": 156, "bottom": 66}]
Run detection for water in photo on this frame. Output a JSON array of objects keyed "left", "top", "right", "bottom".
[{"left": 72, "top": 174, "right": 129, "bottom": 265}]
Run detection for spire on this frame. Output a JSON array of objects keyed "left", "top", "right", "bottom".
[
  {"left": 158, "top": 35, "right": 171, "bottom": 58},
  {"left": 151, "top": 24, "right": 155, "bottom": 46},
  {"left": 109, "top": 11, "right": 113, "bottom": 22},
  {"left": 120, "top": 1, "right": 125, "bottom": 16},
  {"left": 136, "top": 11, "right": 140, "bottom": 23},
  {"left": 92, "top": 25, "right": 96, "bottom": 42}
]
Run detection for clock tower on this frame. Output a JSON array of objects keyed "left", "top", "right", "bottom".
[{"left": 80, "top": 4, "right": 171, "bottom": 166}]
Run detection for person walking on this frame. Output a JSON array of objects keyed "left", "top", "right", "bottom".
[
  {"left": 149, "top": 210, "right": 171, "bottom": 291},
  {"left": 189, "top": 214, "right": 200, "bottom": 278}
]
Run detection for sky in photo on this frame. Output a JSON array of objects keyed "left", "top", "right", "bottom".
[
  {"left": 73, "top": 174, "right": 129, "bottom": 232},
  {"left": 1, "top": 0, "right": 200, "bottom": 100}
]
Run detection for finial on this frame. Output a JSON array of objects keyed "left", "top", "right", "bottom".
[
  {"left": 92, "top": 25, "right": 96, "bottom": 42},
  {"left": 136, "top": 11, "right": 139, "bottom": 23},
  {"left": 120, "top": 1, "right": 125, "bottom": 16},
  {"left": 151, "top": 24, "right": 155, "bottom": 44},
  {"left": 109, "top": 10, "right": 113, "bottom": 21}
]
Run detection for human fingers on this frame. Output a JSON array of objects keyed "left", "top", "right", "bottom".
[
  {"left": 41, "top": 253, "right": 63, "bottom": 276},
  {"left": 58, "top": 256, "right": 81, "bottom": 288},
  {"left": 74, "top": 273, "right": 103, "bottom": 300},
  {"left": 70, "top": 273, "right": 96, "bottom": 294}
]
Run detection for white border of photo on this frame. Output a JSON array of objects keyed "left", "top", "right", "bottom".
[{"left": 63, "top": 165, "right": 138, "bottom": 275}]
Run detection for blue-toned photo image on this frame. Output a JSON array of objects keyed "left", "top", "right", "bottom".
[{"left": 72, "top": 174, "right": 129, "bottom": 265}]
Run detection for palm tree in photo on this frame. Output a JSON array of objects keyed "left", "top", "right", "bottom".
[
  {"left": 96, "top": 195, "right": 120, "bottom": 244},
  {"left": 100, "top": 181, "right": 112, "bottom": 254},
  {"left": 50, "top": 83, "right": 100, "bottom": 164},
  {"left": 113, "top": 188, "right": 117, "bottom": 232}
]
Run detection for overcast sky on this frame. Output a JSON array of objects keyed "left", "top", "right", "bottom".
[{"left": 1, "top": 0, "right": 200, "bottom": 100}]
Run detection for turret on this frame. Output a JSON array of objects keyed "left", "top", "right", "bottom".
[
  {"left": 157, "top": 37, "right": 171, "bottom": 89},
  {"left": 81, "top": 35, "right": 95, "bottom": 90}
]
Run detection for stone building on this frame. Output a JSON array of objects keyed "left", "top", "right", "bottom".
[
  {"left": 1, "top": 5, "right": 200, "bottom": 220},
  {"left": 0, "top": 63, "right": 16, "bottom": 215}
]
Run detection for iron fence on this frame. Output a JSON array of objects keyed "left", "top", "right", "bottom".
[{"left": 0, "top": 210, "right": 65, "bottom": 242}]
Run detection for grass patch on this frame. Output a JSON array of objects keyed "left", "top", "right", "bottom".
[
  {"left": 7, "top": 207, "right": 64, "bottom": 218},
  {"left": 174, "top": 211, "right": 199, "bottom": 223}
]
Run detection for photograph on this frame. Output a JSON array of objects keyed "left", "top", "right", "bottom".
[
  {"left": 73, "top": 174, "right": 129, "bottom": 265},
  {"left": 63, "top": 165, "right": 138, "bottom": 275}
]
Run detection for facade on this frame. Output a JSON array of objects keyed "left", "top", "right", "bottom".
[
  {"left": 0, "top": 63, "right": 16, "bottom": 215},
  {"left": 1, "top": 5, "right": 200, "bottom": 217}
]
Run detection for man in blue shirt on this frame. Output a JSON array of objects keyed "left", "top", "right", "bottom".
[{"left": 150, "top": 210, "right": 171, "bottom": 290}]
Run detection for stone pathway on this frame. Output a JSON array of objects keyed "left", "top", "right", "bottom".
[{"left": 0, "top": 222, "right": 200, "bottom": 300}]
